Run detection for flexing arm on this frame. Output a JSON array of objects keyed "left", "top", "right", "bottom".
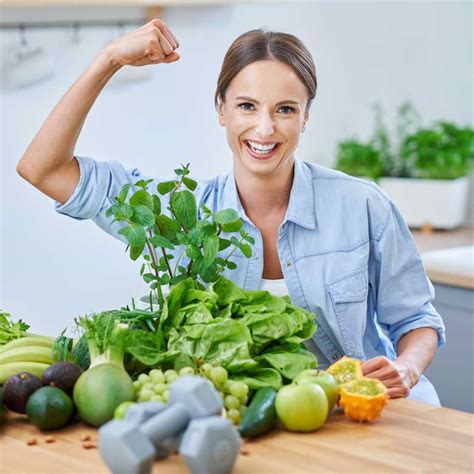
[{"left": 17, "top": 19, "right": 180, "bottom": 204}]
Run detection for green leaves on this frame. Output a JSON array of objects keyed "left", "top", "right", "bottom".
[
  {"left": 155, "top": 215, "right": 179, "bottom": 241},
  {"left": 130, "top": 205, "right": 155, "bottom": 227},
  {"left": 118, "top": 223, "right": 146, "bottom": 247},
  {"left": 215, "top": 209, "right": 239, "bottom": 225},
  {"left": 128, "top": 276, "right": 317, "bottom": 384},
  {"left": 106, "top": 163, "right": 254, "bottom": 311},
  {"left": 149, "top": 235, "right": 175, "bottom": 250},
  {"left": 157, "top": 181, "right": 177, "bottom": 195},
  {"left": 0, "top": 310, "right": 30, "bottom": 345},
  {"left": 203, "top": 234, "right": 219, "bottom": 266},
  {"left": 171, "top": 190, "right": 197, "bottom": 229},
  {"left": 183, "top": 177, "right": 197, "bottom": 191},
  {"left": 130, "top": 190, "right": 154, "bottom": 210}
]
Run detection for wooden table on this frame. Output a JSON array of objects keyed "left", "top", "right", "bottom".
[{"left": 1, "top": 399, "right": 473, "bottom": 473}]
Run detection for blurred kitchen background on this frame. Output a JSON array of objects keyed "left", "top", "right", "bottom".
[{"left": 0, "top": 1, "right": 472, "bottom": 411}]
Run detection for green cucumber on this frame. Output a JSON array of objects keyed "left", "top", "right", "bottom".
[{"left": 239, "top": 387, "right": 277, "bottom": 439}]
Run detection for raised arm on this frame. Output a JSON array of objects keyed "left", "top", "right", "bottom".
[{"left": 17, "top": 19, "right": 180, "bottom": 204}]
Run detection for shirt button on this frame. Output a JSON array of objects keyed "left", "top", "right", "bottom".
[{"left": 286, "top": 261, "right": 292, "bottom": 267}]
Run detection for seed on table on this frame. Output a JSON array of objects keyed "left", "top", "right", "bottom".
[
  {"left": 240, "top": 447, "right": 250, "bottom": 456},
  {"left": 82, "top": 442, "right": 97, "bottom": 449},
  {"left": 26, "top": 438, "right": 37, "bottom": 446},
  {"left": 44, "top": 436, "right": 55, "bottom": 443},
  {"left": 80, "top": 434, "right": 91, "bottom": 441}
]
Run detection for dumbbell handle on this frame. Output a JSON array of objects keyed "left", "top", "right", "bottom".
[{"left": 140, "top": 402, "right": 189, "bottom": 444}]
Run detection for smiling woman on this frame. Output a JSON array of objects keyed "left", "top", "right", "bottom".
[{"left": 16, "top": 18, "right": 445, "bottom": 406}]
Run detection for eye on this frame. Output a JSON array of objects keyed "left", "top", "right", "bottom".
[
  {"left": 237, "top": 102, "right": 295, "bottom": 115},
  {"left": 238, "top": 102, "right": 254, "bottom": 110},
  {"left": 278, "top": 106, "right": 295, "bottom": 114}
]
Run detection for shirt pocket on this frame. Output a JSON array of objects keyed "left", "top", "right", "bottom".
[{"left": 327, "top": 267, "right": 368, "bottom": 358}]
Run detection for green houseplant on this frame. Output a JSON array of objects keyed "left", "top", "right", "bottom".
[{"left": 335, "top": 102, "right": 473, "bottom": 229}]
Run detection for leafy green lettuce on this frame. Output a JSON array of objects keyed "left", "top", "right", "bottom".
[{"left": 126, "top": 276, "right": 318, "bottom": 387}]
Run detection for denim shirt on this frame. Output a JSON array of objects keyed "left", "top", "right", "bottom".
[{"left": 56, "top": 156, "right": 446, "bottom": 370}]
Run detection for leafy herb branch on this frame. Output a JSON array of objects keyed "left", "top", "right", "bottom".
[{"left": 106, "top": 164, "right": 255, "bottom": 310}]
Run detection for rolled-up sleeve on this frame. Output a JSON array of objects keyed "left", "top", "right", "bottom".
[
  {"left": 372, "top": 201, "right": 446, "bottom": 351},
  {"left": 55, "top": 156, "right": 142, "bottom": 242}
]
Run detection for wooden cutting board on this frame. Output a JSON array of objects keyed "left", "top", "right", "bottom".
[{"left": 1, "top": 398, "right": 472, "bottom": 473}]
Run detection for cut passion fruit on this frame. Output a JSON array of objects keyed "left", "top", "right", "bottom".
[
  {"left": 327, "top": 356, "right": 363, "bottom": 386},
  {"left": 339, "top": 378, "right": 388, "bottom": 422}
]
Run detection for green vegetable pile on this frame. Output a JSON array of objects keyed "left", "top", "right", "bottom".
[
  {"left": 68, "top": 162, "right": 318, "bottom": 398},
  {"left": 125, "top": 276, "right": 317, "bottom": 390}
]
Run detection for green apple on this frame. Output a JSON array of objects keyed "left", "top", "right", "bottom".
[
  {"left": 293, "top": 369, "right": 339, "bottom": 412},
  {"left": 275, "top": 384, "right": 328, "bottom": 432}
]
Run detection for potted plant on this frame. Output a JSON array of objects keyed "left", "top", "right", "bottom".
[
  {"left": 336, "top": 103, "right": 474, "bottom": 229},
  {"left": 335, "top": 104, "right": 390, "bottom": 182}
]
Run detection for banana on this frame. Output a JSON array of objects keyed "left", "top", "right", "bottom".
[
  {"left": 0, "top": 362, "right": 49, "bottom": 384},
  {"left": 0, "top": 336, "right": 54, "bottom": 354},
  {"left": 0, "top": 346, "right": 54, "bottom": 365}
]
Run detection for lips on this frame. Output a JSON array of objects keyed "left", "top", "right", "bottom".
[{"left": 244, "top": 140, "right": 281, "bottom": 160}]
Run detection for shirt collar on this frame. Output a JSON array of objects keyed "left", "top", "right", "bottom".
[{"left": 222, "top": 158, "right": 316, "bottom": 230}]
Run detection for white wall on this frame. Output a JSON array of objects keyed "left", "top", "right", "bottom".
[{"left": 1, "top": 1, "right": 472, "bottom": 336}]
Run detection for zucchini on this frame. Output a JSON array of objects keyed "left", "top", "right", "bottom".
[{"left": 239, "top": 387, "right": 277, "bottom": 439}]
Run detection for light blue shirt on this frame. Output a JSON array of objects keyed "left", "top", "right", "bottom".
[{"left": 56, "top": 156, "right": 445, "bottom": 402}]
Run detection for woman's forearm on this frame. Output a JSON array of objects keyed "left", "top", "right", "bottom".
[
  {"left": 395, "top": 327, "right": 439, "bottom": 386},
  {"left": 17, "top": 49, "right": 121, "bottom": 185}
]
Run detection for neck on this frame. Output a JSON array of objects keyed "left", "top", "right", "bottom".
[{"left": 234, "top": 159, "right": 295, "bottom": 220}]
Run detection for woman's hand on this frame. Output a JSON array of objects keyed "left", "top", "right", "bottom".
[
  {"left": 101, "top": 18, "right": 180, "bottom": 68},
  {"left": 361, "top": 356, "right": 419, "bottom": 399}
]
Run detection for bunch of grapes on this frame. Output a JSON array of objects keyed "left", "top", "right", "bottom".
[
  {"left": 133, "top": 363, "right": 250, "bottom": 425},
  {"left": 200, "top": 363, "right": 249, "bottom": 425}
]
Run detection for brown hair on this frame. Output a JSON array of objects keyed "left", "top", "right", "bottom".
[{"left": 214, "top": 29, "right": 317, "bottom": 112}]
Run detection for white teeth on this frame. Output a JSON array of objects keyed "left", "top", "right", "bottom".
[{"left": 247, "top": 140, "right": 277, "bottom": 153}]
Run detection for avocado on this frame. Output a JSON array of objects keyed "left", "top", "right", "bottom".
[
  {"left": 3, "top": 372, "right": 43, "bottom": 414},
  {"left": 26, "top": 386, "right": 74, "bottom": 430},
  {"left": 41, "top": 362, "right": 83, "bottom": 396}
]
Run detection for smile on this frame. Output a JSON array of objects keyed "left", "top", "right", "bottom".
[{"left": 244, "top": 140, "right": 280, "bottom": 159}]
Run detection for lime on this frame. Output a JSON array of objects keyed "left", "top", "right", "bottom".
[{"left": 26, "top": 386, "right": 74, "bottom": 430}]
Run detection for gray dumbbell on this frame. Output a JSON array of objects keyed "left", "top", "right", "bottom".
[
  {"left": 98, "top": 375, "right": 222, "bottom": 474},
  {"left": 124, "top": 401, "right": 179, "bottom": 458},
  {"left": 180, "top": 416, "right": 241, "bottom": 474}
]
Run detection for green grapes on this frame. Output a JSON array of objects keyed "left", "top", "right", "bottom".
[
  {"left": 224, "top": 395, "right": 240, "bottom": 410},
  {"left": 133, "top": 363, "right": 250, "bottom": 426},
  {"left": 229, "top": 381, "right": 249, "bottom": 399},
  {"left": 210, "top": 366, "right": 228, "bottom": 386},
  {"left": 149, "top": 369, "right": 165, "bottom": 384},
  {"left": 227, "top": 408, "right": 240, "bottom": 424},
  {"left": 179, "top": 367, "right": 195, "bottom": 376}
]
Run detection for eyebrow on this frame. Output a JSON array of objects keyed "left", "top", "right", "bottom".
[{"left": 234, "top": 96, "right": 300, "bottom": 106}]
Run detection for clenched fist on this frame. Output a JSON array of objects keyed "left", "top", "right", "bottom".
[{"left": 102, "top": 19, "right": 180, "bottom": 68}]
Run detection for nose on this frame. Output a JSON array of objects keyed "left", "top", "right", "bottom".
[{"left": 255, "top": 110, "right": 275, "bottom": 139}]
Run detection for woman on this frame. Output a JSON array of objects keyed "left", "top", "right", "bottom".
[{"left": 17, "top": 19, "right": 445, "bottom": 405}]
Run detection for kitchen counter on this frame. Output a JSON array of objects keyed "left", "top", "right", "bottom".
[
  {"left": 410, "top": 227, "right": 473, "bottom": 412},
  {"left": 412, "top": 226, "right": 473, "bottom": 289},
  {"left": 1, "top": 399, "right": 473, "bottom": 473}
]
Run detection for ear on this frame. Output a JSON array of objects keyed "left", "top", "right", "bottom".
[
  {"left": 218, "top": 100, "right": 226, "bottom": 127},
  {"left": 301, "top": 109, "right": 309, "bottom": 132}
]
